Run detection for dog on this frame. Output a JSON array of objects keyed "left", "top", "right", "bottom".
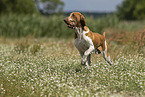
[{"left": 64, "top": 12, "right": 113, "bottom": 66}]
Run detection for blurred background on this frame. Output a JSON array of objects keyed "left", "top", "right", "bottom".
[
  {"left": 0, "top": 0, "right": 145, "bottom": 54},
  {"left": 0, "top": 0, "right": 145, "bottom": 37}
]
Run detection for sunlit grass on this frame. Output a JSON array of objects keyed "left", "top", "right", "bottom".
[{"left": 0, "top": 38, "right": 144, "bottom": 97}]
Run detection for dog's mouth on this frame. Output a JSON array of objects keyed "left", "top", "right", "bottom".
[
  {"left": 64, "top": 19, "right": 75, "bottom": 29},
  {"left": 67, "top": 24, "right": 75, "bottom": 29}
]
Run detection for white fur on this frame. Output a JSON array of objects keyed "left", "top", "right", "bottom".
[
  {"left": 82, "top": 30, "right": 95, "bottom": 61},
  {"left": 68, "top": 17, "right": 73, "bottom": 21},
  {"left": 101, "top": 40, "right": 112, "bottom": 65},
  {"left": 74, "top": 28, "right": 89, "bottom": 53},
  {"left": 74, "top": 27, "right": 95, "bottom": 66}
]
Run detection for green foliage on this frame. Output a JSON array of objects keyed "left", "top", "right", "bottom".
[
  {"left": 134, "top": 1, "right": 145, "bottom": 20},
  {"left": 0, "top": 13, "right": 120, "bottom": 38},
  {"left": 86, "top": 15, "right": 119, "bottom": 33},
  {"left": 0, "top": 13, "right": 145, "bottom": 39},
  {"left": 0, "top": 14, "right": 70, "bottom": 38},
  {"left": 0, "top": 0, "right": 64, "bottom": 14},
  {"left": 116, "top": 0, "right": 145, "bottom": 20},
  {"left": 0, "top": 0, "right": 38, "bottom": 14}
]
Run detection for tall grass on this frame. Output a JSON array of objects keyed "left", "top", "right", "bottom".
[
  {"left": 0, "top": 13, "right": 144, "bottom": 38},
  {"left": 0, "top": 13, "right": 121, "bottom": 38},
  {"left": 0, "top": 14, "right": 71, "bottom": 38}
]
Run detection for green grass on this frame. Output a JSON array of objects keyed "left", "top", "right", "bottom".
[{"left": 0, "top": 38, "right": 144, "bottom": 97}]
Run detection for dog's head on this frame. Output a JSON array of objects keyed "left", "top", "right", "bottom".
[{"left": 64, "top": 12, "right": 86, "bottom": 29}]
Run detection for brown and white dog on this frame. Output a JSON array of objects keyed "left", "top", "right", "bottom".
[{"left": 64, "top": 12, "right": 113, "bottom": 66}]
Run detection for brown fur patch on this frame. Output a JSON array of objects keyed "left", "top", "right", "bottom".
[
  {"left": 70, "top": 12, "right": 86, "bottom": 28},
  {"left": 85, "top": 26, "right": 105, "bottom": 50}
]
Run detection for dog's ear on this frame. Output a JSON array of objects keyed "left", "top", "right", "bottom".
[
  {"left": 71, "top": 13, "right": 76, "bottom": 19},
  {"left": 80, "top": 15, "right": 86, "bottom": 27},
  {"left": 72, "top": 13, "right": 75, "bottom": 17}
]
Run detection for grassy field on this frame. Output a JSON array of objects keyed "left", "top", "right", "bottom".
[
  {"left": 0, "top": 13, "right": 145, "bottom": 96},
  {"left": 0, "top": 37, "right": 144, "bottom": 97}
]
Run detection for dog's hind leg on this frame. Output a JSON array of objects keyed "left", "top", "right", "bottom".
[{"left": 101, "top": 40, "right": 113, "bottom": 65}]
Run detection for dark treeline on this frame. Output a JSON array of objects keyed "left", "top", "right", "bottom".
[{"left": 64, "top": 11, "right": 113, "bottom": 18}]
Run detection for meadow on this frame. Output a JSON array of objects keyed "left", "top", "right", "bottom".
[{"left": 0, "top": 14, "right": 145, "bottom": 96}]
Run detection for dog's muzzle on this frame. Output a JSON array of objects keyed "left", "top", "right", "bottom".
[{"left": 64, "top": 19, "right": 75, "bottom": 29}]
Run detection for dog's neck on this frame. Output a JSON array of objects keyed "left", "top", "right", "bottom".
[
  {"left": 74, "top": 26, "right": 90, "bottom": 40},
  {"left": 75, "top": 27, "right": 83, "bottom": 40}
]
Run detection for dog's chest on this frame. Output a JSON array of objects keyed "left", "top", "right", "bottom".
[
  {"left": 74, "top": 38, "right": 89, "bottom": 52},
  {"left": 74, "top": 30, "right": 93, "bottom": 52}
]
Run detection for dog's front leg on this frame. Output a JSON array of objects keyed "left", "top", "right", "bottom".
[
  {"left": 81, "top": 46, "right": 94, "bottom": 65},
  {"left": 86, "top": 54, "right": 91, "bottom": 66}
]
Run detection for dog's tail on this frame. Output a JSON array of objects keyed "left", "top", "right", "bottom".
[{"left": 103, "top": 32, "right": 106, "bottom": 37}]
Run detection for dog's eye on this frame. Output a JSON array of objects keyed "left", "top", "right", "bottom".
[{"left": 70, "top": 20, "right": 74, "bottom": 22}]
